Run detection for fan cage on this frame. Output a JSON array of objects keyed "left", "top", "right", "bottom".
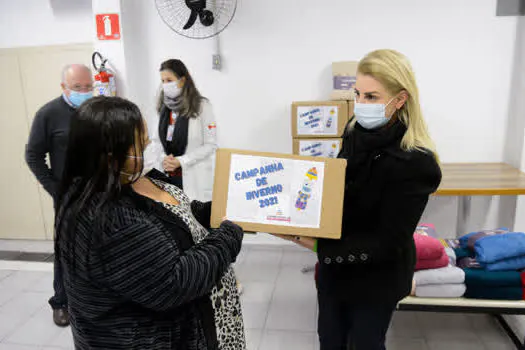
[{"left": 155, "top": 0, "right": 237, "bottom": 39}]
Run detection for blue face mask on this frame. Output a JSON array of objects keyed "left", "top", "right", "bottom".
[
  {"left": 68, "top": 91, "right": 93, "bottom": 108},
  {"left": 354, "top": 97, "right": 396, "bottom": 129}
]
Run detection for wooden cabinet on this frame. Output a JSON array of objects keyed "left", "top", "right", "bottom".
[{"left": 0, "top": 43, "right": 92, "bottom": 239}]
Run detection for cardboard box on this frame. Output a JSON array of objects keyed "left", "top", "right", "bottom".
[
  {"left": 293, "top": 138, "right": 342, "bottom": 158},
  {"left": 330, "top": 61, "right": 358, "bottom": 101},
  {"left": 211, "top": 148, "right": 346, "bottom": 239},
  {"left": 292, "top": 101, "right": 349, "bottom": 138}
]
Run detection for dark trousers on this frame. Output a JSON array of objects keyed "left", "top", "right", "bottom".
[
  {"left": 49, "top": 199, "right": 67, "bottom": 310},
  {"left": 317, "top": 291, "right": 396, "bottom": 350},
  {"left": 48, "top": 248, "right": 67, "bottom": 309}
]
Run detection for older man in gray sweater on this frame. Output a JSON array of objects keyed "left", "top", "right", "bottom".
[{"left": 25, "top": 64, "right": 93, "bottom": 327}]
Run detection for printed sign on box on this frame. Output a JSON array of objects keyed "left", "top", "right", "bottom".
[
  {"left": 211, "top": 149, "right": 346, "bottom": 239},
  {"left": 226, "top": 154, "right": 325, "bottom": 228},
  {"left": 296, "top": 106, "right": 338, "bottom": 136},
  {"left": 295, "top": 139, "right": 342, "bottom": 158},
  {"left": 292, "top": 101, "right": 349, "bottom": 138}
]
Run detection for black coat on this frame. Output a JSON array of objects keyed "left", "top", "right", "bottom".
[
  {"left": 57, "top": 171, "right": 243, "bottom": 350},
  {"left": 317, "top": 122, "right": 442, "bottom": 304}
]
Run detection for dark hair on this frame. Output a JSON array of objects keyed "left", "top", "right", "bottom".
[
  {"left": 56, "top": 96, "right": 145, "bottom": 272},
  {"left": 157, "top": 59, "right": 205, "bottom": 118}
]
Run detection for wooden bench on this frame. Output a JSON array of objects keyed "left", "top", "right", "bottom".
[
  {"left": 404, "top": 163, "right": 525, "bottom": 349},
  {"left": 435, "top": 163, "right": 525, "bottom": 235}
]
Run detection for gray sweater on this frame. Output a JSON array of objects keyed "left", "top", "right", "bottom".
[{"left": 25, "top": 96, "right": 75, "bottom": 199}]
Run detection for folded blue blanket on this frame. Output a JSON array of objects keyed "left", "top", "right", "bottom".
[
  {"left": 481, "top": 255, "right": 525, "bottom": 271},
  {"left": 459, "top": 228, "right": 509, "bottom": 249},
  {"left": 475, "top": 232, "right": 525, "bottom": 264}
]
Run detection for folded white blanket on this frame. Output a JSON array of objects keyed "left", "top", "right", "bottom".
[
  {"left": 415, "top": 284, "right": 466, "bottom": 298},
  {"left": 414, "top": 266, "right": 465, "bottom": 286}
]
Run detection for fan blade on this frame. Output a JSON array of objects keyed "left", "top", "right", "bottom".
[{"left": 183, "top": 10, "right": 198, "bottom": 30}]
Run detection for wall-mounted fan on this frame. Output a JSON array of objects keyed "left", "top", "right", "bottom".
[{"left": 155, "top": 0, "right": 237, "bottom": 39}]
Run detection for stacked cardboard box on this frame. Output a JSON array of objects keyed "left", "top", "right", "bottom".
[
  {"left": 291, "top": 61, "right": 358, "bottom": 158},
  {"left": 291, "top": 100, "right": 354, "bottom": 158},
  {"left": 331, "top": 61, "right": 358, "bottom": 101}
]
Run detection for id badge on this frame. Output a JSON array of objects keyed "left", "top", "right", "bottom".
[{"left": 166, "top": 124, "right": 175, "bottom": 141}]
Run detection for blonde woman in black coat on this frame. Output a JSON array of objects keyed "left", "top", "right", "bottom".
[{"left": 276, "top": 49, "right": 441, "bottom": 350}]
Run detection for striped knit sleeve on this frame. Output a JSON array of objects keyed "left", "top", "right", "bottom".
[{"left": 93, "top": 216, "right": 243, "bottom": 311}]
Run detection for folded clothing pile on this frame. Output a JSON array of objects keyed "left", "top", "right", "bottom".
[
  {"left": 459, "top": 228, "right": 509, "bottom": 249},
  {"left": 414, "top": 263, "right": 466, "bottom": 298},
  {"left": 412, "top": 224, "right": 466, "bottom": 298},
  {"left": 475, "top": 232, "right": 525, "bottom": 271},
  {"left": 463, "top": 268, "right": 525, "bottom": 300},
  {"left": 452, "top": 228, "right": 525, "bottom": 300},
  {"left": 411, "top": 225, "right": 525, "bottom": 301},
  {"left": 454, "top": 228, "right": 509, "bottom": 269},
  {"left": 414, "top": 224, "right": 449, "bottom": 271}
]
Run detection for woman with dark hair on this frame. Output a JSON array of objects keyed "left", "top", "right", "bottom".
[
  {"left": 56, "top": 96, "right": 246, "bottom": 349},
  {"left": 145, "top": 59, "right": 217, "bottom": 202}
]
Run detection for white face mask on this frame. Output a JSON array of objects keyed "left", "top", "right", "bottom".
[
  {"left": 354, "top": 97, "right": 396, "bottom": 129},
  {"left": 121, "top": 155, "right": 145, "bottom": 182},
  {"left": 163, "top": 82, "right": 182, "bottom": 99}
]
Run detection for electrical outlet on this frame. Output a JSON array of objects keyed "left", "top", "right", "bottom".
[{"left": 213, "top": 54, "right": 222, "bottom": 71}]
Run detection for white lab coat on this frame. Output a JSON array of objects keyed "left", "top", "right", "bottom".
[{"left": 145, "top": 100, "right": 218, "bottom": 202}]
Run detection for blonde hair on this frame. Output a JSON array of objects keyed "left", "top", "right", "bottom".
[{"left": 350, "top": 49, "right": 439, "bottom": 161}]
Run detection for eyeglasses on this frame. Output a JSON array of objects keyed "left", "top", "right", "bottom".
[{"left": 67, "top": 85, "right": 94, "bottom": 93}]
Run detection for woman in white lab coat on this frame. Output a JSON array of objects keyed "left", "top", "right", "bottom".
[
  {"left": 147, "top": 59, "right": 244, "bottom": 294},
  {"left": 145, "top": 59, "right": 217, "bottom": 202}
]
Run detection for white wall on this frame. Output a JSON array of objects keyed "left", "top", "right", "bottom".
[
  {"left": 123, "top": 0, "right": 516, "bottom": 163},
  {"left": 0, "top": 0, "right": 92, "bottom": 49}
]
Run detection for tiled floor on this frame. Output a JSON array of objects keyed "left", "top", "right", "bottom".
[{"left": 0, "top": 243, "right": 517, "bottom": 349}]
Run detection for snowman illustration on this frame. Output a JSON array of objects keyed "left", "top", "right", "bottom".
[
  {"left": 327, "top": 142, "right": 338, "bottom": 158},
  {"left": 295, "top": 167, "right": 318, "bottom": 211},
  {"left": 325, "top": 108, "right": 336, "bottom": 128}
]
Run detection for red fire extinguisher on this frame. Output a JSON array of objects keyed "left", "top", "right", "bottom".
[{"left": 92, "top": 52, "right": 116, "bottom": 97}]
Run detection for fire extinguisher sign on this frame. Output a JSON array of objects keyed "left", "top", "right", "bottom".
[{"left": 96, "top": 14, "right": 121, "bottom": 40}]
